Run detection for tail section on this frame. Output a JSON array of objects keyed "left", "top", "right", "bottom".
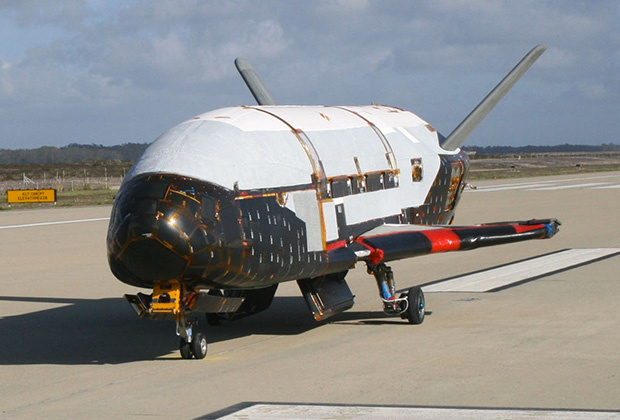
[
  {"left": 441, "top": 45, "right": 546, "bottom": 151},
  {"left": 234, "top": 57, "right": 277, "bottom": 106}
]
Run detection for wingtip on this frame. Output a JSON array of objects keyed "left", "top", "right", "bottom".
[{"left": 540, "top": 218, "right": 561, "bottom": 238}]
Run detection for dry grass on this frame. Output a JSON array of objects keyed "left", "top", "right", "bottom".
[
  {"left": 468, "top": 152, "right": 620, "bottom": 180},
  {"left": 1, "top": 161, "right": 125, "bottom": 209},
  {"left": 1, "top": 152, "right": 619, "bottom": 209},
  {"left": 0, "top": 187, "right": 117, "bottom": 209}
]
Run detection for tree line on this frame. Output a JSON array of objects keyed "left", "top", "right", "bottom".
[
  {"left": 0, "top": 143, "right": 149, "bottom": 164},
  {"left": 1, "top": 142, "right": 619, "bottom": 165},
  {"left": 464, "top": 143, "right": 620, "bottom": 155}
]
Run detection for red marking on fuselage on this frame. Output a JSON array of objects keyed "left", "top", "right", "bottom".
[
  {"left": 355, "top": 238, "right": 385, "bottom": 264},
  {"left": 326, "top": 240, "right": 347, "bottom": 252}
]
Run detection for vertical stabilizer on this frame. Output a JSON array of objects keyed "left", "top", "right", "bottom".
[
  {"left": 234, "top": 57, "right": 277, "bottom": 106},
  {"left": 441, "top": 45, "right": 546, "bottom": 151}
]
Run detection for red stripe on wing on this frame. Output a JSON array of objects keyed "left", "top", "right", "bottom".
[
  {"left": 513, "top": 223, "right": 544, "bottom": 234},
  {"left": 422, "top": 229, "right": 462, "bottom": 253}
]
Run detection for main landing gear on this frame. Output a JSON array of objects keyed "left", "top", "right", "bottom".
[{"left": 367, "top": 262, "right": 425, "bottom": 324}]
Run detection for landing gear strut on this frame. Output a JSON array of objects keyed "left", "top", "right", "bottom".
[
  {"left": 125, "top": 280, "right": 254, "bottom": 359},
  {"left": 367, "top": 262, "right": 425, "bottom": 324},
  {"left": 149, "top": 280, "right": 208, "bottom": 360}
]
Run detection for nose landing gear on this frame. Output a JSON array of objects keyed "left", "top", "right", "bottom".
[
  {"left": 176, "top": 315, "right": 208, "bottom": 360},
  {"left": 367, "top": 262, "right": 425, "bottom": 324},
  {"left": 125, "top": 280, "right": 250, "bottom": 360},
  {"left": 126, "top": 279, "right": 210, "bottom": 359}
]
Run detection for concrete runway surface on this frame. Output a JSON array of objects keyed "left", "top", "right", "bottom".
[{"left": 1, "top": 172, "right": 619, "bottom": 419}]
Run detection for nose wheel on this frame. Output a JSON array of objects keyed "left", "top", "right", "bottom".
[
  {"left": 180, "top": 332, "right": 208, "bottom": 359},
  {"left": 176, "top": 315, "right": 208, "bottom": 359}
]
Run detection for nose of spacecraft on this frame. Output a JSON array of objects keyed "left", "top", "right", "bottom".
[{"left": 106, "top": 176, "right": 204, "bottom": 288}]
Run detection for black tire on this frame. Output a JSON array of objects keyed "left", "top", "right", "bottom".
[
  {"left": 180, "top": 338, "right": 192, "bottom": 359},
  {"left": 192, "top": 333, "right": 208, "bottom": 359},
  {"left": 405, "top": 286, "right": 425, "bottom": 324}
]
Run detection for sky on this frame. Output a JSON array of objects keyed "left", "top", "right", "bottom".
[{"left": 0, "top": 0, "right": 618, "bottom": 150}]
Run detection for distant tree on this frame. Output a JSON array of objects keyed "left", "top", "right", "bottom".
[
  {"left": 0, "top": 143, "right": 149, "bottom": 164},
  {"left": 464, "top": 143, "right": 620, "bottom": 155}
]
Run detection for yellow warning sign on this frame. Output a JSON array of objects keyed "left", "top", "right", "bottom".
[{"left": 7, "top": 189, "right": 57, "bottom": 204}]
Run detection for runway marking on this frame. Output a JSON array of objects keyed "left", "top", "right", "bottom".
[
  {"left": 471, "top": 174, "right": 620, "bottom": 192},
  {"left": 0, "top": 217, "right": 110, "bottom": 230},
  {"left": 422, "top": 248, "right": 620, "bottom": 293},
  {"left": 209, "top": 403, "right": 620, "bottom": 419},
  {"left": 470, "top": 180, "right": 562, "bottom": 192},
  {"left": 530, "top": 182, "right": 611, "bottom": 191}
]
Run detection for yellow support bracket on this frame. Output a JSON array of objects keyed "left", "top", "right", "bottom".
[{"left": 151, "top": 280, "right": 185, "bottom": 315}]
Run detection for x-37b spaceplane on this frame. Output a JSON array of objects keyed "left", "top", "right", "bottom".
[{"left": 106, "top": 45, "right": 559, "bottom": 359}]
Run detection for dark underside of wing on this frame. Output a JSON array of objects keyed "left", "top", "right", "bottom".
[{"left": 332, "top": 219, "right": 560, "bottom": 265}]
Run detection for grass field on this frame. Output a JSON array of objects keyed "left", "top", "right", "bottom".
[
  {"left": 0, "top": 161, "right": 125, "bottom": 209},
  {"left": 0, "top": 188, "right": 117, "bottom": 210},
  {"left": 467, "top": 152, "right": 620, "bottom": 180},
  {"left": 468, "top": 163, "right": 620, "bottom": 180}
]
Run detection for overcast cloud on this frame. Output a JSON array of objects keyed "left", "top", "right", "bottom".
[{"left": 0, "top": 0, "right": 618, "bottom": 149}]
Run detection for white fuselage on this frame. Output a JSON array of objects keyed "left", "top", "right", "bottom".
[{"left": 127, "top": 105, "right": 460, "bottom": 251}]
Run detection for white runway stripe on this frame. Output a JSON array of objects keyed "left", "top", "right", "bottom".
[
  {"left": 471, "top": 180, "right": 561, "bottom": 192},
  {"left": 470, "top": 174, "right": 620, "bottom": 192},
  {"left": 530, "top": 182, "right": 611, "bottom": 191},
  {"left": 213, "top": 403, "right": 620, "bottom": 419},
  {"left": 0, "top": 217, "right": 110, "bottom": 230},
  {"left": 422, "top": 248, "right": 620, "bottom": 293}
]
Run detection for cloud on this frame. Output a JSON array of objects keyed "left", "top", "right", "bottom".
[
  {"left": 0, "top": 0, "right": 618, "bottom": 148},
  {"left": 577, "top": 82, "right": 610, "bottom": 101}
]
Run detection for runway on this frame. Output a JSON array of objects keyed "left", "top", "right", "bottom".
[{"left": 1, "top": 172, "right": 619, "bottom": 419}]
